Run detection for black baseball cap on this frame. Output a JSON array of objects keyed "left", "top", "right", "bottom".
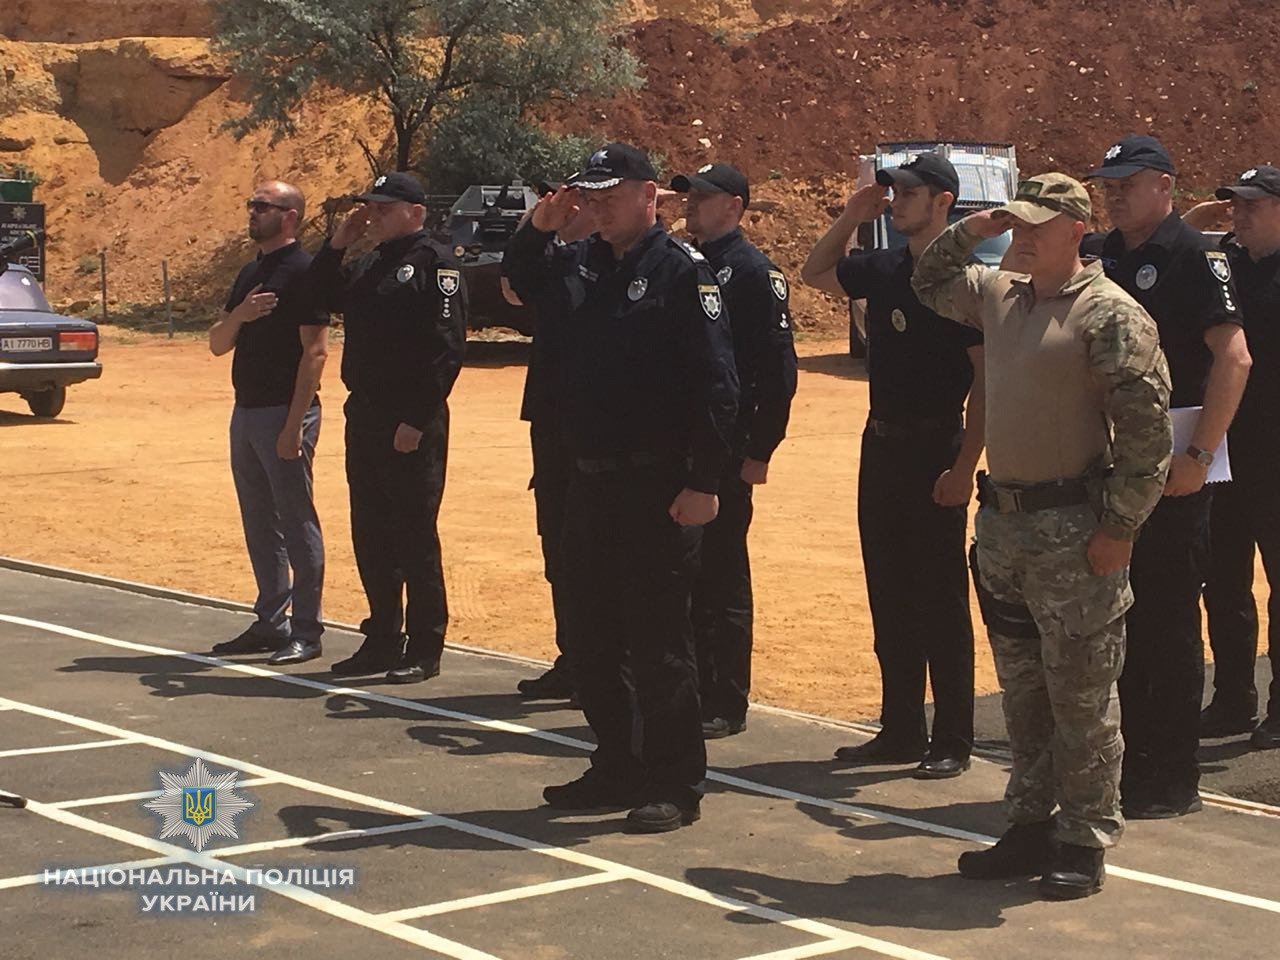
[
  {"left": 354, "top": 171, "right": 428, "bottom": 205},
  {"left": 574, "top": 143, "right": 657, "bottom": 190},
  {"left": 1216, "top": 165, "right": 1280, "bottom": 201},
  {"left": 670, "top": 163, "right": 750, "bottom": 208},
  {"left": 1086, "top": 134, "right": 1176, "bottom": 179},
  {"left": 875, "top": 153, "right": 960, "bottom": 197}
]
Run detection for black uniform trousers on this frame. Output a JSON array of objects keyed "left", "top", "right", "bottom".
[
  {"left": 530, "top": 420, "right": 574, "bottom": 678},
  {"left": 562, "top": 461, "right": 706, "bottom": 807},
  {"left": 857, "top": 424, "right": 975, "bottom": 758},
  {"left": 1121, "top": 487, "right": 1211, "bottom": 802},
  {"left": 691, "top": 470, "right": 754, "bottom": 727},
  {"left": 344, "top": 393, "right": 449, "bottom": 663}
]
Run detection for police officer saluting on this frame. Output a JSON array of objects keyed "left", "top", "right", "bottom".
[
  {"left": 504, "top": 143, "right": 739, "bottom": 832},
  {"left": 669, "top": 162, "right": 799, "bottom": 739},
  {"left": 802, "top": 152, "right": 984, "bottom": 778},
  {"left": 1082, "top": 135, "right": 1252, "bottom": 817},
  {"left": 308, "top": 172, "right": 466, "bottom": 684}
]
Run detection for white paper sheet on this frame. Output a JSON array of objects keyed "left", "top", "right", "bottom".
[{"left": 1170, "top": 406, "right": 1232, "bottom": 483}]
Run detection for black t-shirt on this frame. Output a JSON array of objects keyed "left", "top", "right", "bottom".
[
  {"left": 836, "top": 247, "right": 982, "bottom": 422},
  {"left": 1223, "top": 234, "right": 1280, "bottom": 452},
  {"left": 224, "top": 242, "right": 330, "bottom": 408},
  {"left": 1082, "top": 213, "right": 1241, "bottom": 408}
]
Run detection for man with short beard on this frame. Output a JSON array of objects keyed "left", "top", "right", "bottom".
[
  {"left": 802, "top": 153, "right": 984, "bottom": 779},
  {"left": 914, "top": 173, "right": 1171, "bottom": 899},
  {"left": 209, "top": 180, "right": 329, "bottom": 665}
]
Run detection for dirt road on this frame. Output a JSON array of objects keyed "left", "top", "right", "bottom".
[{"left": 1, "top": 331, "right": 1264, "bottom": 721}]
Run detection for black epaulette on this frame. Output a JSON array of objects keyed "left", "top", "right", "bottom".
[{"left": 668, "top": 235, "right": 708, "bottom": 264}]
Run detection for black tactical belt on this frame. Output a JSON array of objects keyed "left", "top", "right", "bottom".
[
  {"left": 865, "top": 416, "right": 962, "bottom": 439},
  {"left": 977, "top": 471, "right": 1091, "bottom": 514},
  {"left": 575, "top": 452, "right": 679, "bottom": 474}
]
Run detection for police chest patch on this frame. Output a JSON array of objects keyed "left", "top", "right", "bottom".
[
  {"left": 1135, "top": 264, "right": 1158, "bottom": 291},
  {"left": 1206, "top": 251, "right": 1231, "bottom": 284},
  {"left": 768, "top": 270, "right": 788, "bottom": 301},
  {"left": 698, "top": 284, "right": 723, "bottom": 320},
  {"left": 397, "top": 264, "right": 415, "bottom": 284},
  {"left": 437, "top": 268, "right": 460, "bottom": 297},
  {"left": 717, "top": 266, "right": 733, "bottom": 285},
  {"left": 891, "top": 308, "right": 907, "bottom": 333},
  {"left": 628, "top": 277, "right": 648, "bottom": 301}
]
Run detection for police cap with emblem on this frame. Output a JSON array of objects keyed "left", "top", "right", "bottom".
[
  {"left": 670, "top": 163, "right": 750, "bottom": 208},
  {"left": 574, "top": 143, "right": 658, "bottom": 190},
  {"left": 1215, "top": 165, "right": 1280, "bottom": 201},
  {"left": 875, "top": 152, "right": 960, "bottom": 197},
  {"left": 354, "top": 171, "right": 428, "bottom": 205},
  {"left": 992, "top": 172, "right": 1092, "bottom": 224},
  {"left": 1085, "top": 134, "right": 1176, "bottom": 179}
]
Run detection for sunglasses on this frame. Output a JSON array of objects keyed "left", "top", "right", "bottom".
[{"left": 246, "top": 199, "right": 292, "bottom": 213}]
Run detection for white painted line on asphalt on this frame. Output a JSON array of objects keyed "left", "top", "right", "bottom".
[
  {"left": 379, "top": 871, "right": 626, "bottom": 923},
  {"left": 48, "top": 776, "right": 280, "bottom": 809},
  {"left": 0, "top": 695, "right": 949, "bottom": 960},
  {"left": 0, "top": 738, "right": 135, "bottom": 759},
  {"left": 13, "top": 795, "right": 504, "bottom": 960},
  {"left": 6, "top": 613, "right": 1280, "bottom": 917},
  {"left": 737, "top": 940, "right": 865, "bottom": 960}
]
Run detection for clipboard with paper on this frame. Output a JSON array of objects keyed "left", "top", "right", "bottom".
[{"left": 1170, "top": 406, "right": 1231, "bottom": 483}]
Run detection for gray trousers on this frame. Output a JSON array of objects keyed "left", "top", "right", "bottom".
[{"left": 230, "top": 403, "right": 325, "bottom": 643}]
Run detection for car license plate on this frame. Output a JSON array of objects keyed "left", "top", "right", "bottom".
[{"left": 1, "top": 337, "right": 53, "bottom": 352}]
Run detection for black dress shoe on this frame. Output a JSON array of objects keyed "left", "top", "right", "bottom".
[
  {"left": 1252, "top": 715, "right": 1280, "bottom": 750},
  {"left": 1123, "top": 792, "right": 1202, "bottom": 820},
  {"left": 833, "top": 733, "right": 926, "bottom": 765},
  {"left": 1039, "top": 843, "right": 1105, "bottom": 900},
  {"left": 386, "top": 657, "right": 441, "bottom": 685},
  {"left": 517, "top": 665, "right": 575, "bottom": 700},
  {"left": 625, "top": 800, "right": 701, "bottom": 833},
  {"left": 543, "top": 771, "right": 641, "bottom": 810},
  {"left": 267, "top": 639, "right": 322, "bottom": 666},
  {"left": 1200, "top": 701, "right": 1259, "bottom": 738},
  {"left": 211, "top": 628, "right": 285, "bottom": 656},
  {"left": 702, "top": 717, "right": 747, "bottom": 740},
  {"left": 958, "top": 821, "right": 1054, "bottom": 880},
  {"left": 913, "top": 755, "right": 971, "bottom": 780},
  {"left": 331, "top": 635, "right": 404, "bottom": 677}
]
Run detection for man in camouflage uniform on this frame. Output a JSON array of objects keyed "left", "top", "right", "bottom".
[{"left": 912, "top": 173, "right": 1171, "bottom": 900}]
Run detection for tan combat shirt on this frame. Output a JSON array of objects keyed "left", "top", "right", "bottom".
[{"left": 912, "top": 221, "right": 1172, "bottom": 540}]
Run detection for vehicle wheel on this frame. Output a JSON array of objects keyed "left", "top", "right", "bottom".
[{"left": 27, "top": 386, "right": 66, "bottom": 418}]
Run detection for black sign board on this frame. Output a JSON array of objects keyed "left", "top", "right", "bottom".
[{"left": 0, "top": 201, "right": 46, "bottom": 282}]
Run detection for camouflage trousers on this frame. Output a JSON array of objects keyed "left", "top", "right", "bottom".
[{"left": 974, "top": 502, "right": 1132, "bottom": 849}]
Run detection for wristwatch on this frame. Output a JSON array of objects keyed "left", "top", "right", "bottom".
[{"left": 1186, "top": 445, "right": 1215, "bottom": 468}]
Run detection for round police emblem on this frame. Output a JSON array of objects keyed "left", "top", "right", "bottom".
[
  {"left": 891, "top": 308, "right": 907, "bottom": 333},
  {"left": 717, "top": 266, "right": 733, "bottom": 285},
  {"left": 1135, "top": 264, "right": 1158, "bottom": 290},
  {"left": 628, "top": 277, "right": 648, "bottom": 301},
  {"left": 397, "top": 264, "right": 415, "bottom": 284}
]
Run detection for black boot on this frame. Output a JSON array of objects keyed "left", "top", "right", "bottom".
[
  {"left": 1039, "top": 843, "right": 1105, "bottom": 900},
  {"left": 1200, "top": 700, "right": 1258, "bottom": 739},
  {"left": 517, "top": 664, "right": 575, "bottom": 700},
  {"left": 833, "top": 731, "right": 926, "bottom": 765},
  {"left": 957, "top": 821, "right": 1054, "bottom": 879},
  {"left": 331, "top": 634, "right": 404, "bottom": 677}
]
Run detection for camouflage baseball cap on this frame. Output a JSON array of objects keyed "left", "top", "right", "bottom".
[{"left": 993, "top": 173, "right": 1091, "bottom": 224}]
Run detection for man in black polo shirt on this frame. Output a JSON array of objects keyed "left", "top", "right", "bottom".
[
  {"left": 1082, "top": 135, "right": 1253, "bottom": 816},
  {"left": 209, "top": 180, "right": 329, "bottom": 665},
  {"left": 1191, "top": 167, "right": 1280, "bottom": 750},
  {"left": 669, "top": 162, "right": 799, "bottom": 739},
  {"left": 802, "top": 153, "right": 985, "bottom": 779}
]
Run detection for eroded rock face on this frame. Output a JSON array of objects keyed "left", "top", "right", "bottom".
[{"left": 0, "top": 0, "right": 213, "bottom": 42}]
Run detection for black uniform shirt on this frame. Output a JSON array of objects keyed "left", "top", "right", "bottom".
[
  {"left": 1082, "top": 213, "right": 1241, "bottom": 408},
  {"left": 505, "top": 220, "right": 740, "bottom": 494},
  {"left": 223, "top": 241, "right": 329, "bottom": 408},
  {"left": 307, "top": 229, "right": 466, "bottom": 431},
  {"left": 836, "top": 246, "right": 982, "bottom": 422},
  {"left": 506, "top": 238, "right": 574, "bottom": 427},
  {"left": 1222, "top": 234, "right": 1280, "bottom": 449},
  {"left": 698, "top": 228, "right": 798, "bottom": 463}
]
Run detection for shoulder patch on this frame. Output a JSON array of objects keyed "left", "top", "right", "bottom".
[
  {"left": 767, "top": 270, "right": 789, "bottom": 301},
  {"left": 1205, "top": 250, "right": 1231, "bottom": 285},
  {"left": 437, "top": 268, "right": 460, "bottom": 297},
  {"left": 698, "top": 284, "right": 723, "bottom": 320}
]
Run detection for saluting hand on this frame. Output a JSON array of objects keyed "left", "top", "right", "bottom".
[
  {"left": 843, "top": 184, "right": 890, "bottom": 223},
  {"left": 331, "top": 206, "right": 372, "bottom": 250},
  {"left": 530, "top": 186, "right": 581, "bottom": 233},
  {"left": 231, "top": 283, "right": 276, "bottom": 324},
  {"left": 393, "top": 422, "right": 423, "bottom": 454},
  {"left": 961, "top": 209, "right": 1014, "bottom": 240},
  {"left": 669, "top": 488, "right": 719, "bottom": 527}
]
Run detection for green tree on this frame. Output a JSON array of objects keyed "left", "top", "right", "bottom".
[{"left": 212, "top": 0, "right": 640, "bottom": 174}]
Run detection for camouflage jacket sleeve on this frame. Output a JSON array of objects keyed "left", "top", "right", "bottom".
[
  {"left": 1081, "top": 300, "right": 1173, "bottom": 540},
  {"left": 910, "top": 220, "right": 994, "bottom": 329}
]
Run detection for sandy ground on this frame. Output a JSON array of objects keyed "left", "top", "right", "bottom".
[{"left": 1, "top": 331, "right": 1268, "bottom": 722}]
